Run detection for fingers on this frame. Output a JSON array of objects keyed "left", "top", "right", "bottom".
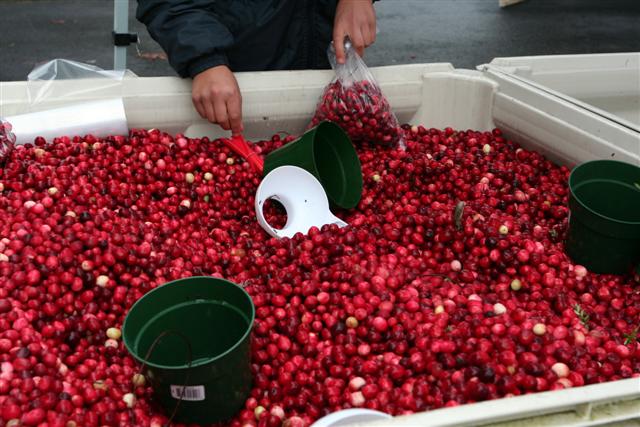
[
  {"left": 227, "top": 92, "right": 243, "bottom": 135},
  {"left": 214, "top": 97, "right": 230, "bottom": 131},
  {"left": 368, "top": 9, "right": 377, "bottom": 46},
  {"left": 360, "top": 28, "right": 374, "bottom": 57},
  {"left": 191, "top": 65, "right": 244, "bottom": 134},
  {"left": 193, "top": 90, "right": 217, "bottom": 123},
  {"left": 202, "top": 98, "right": 217, "bottom": 124},
  {"left": 333, "top": 29, "right": 347, "bottom": 64},
  {"left": 191, "top": 74, "right": 244, "bottom": 134},
  {"left": 198, "top": 93, "right": 241, "bottom": 134},
  {"left": 333, "top": 0, "right": 377, "bottom": 61},
  {"left": 350, "top": 30, "right": 365, "bottom": 58},
  {"left": 363, "top": 20, "right": 376, "bottom": 48},
  {"left": 192, "top": 96, "right": 206, "bottom": 120}
]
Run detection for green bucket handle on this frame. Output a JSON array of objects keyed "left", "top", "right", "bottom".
[{"left": 135, "top": 329, "right": 194, "bottom": 427}]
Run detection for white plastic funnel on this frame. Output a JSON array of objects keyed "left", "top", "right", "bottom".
[
  {"left": 310, "top": 409, "right": 392, "bottom": 427},
  {"left": 255, "top": 165, "right": 348, "bottom": 238}
]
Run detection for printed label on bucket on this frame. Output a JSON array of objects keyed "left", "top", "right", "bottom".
[{"left": 170, "top": 385, "right": 205, "bottom": 401}]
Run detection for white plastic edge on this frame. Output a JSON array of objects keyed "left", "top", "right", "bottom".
[
  {"left": 1, "top": 63, "right": 455, "bottom": 141},
  {"left": 481, "top": 67, "right": 640, "bottom": 166},
  {"left": 479, "top": 53, "right": 640, "bottom": 132},
  {"left": 482, "top": 64, "right": 640, "bottom": 133},
  {"left": 3, "top": 61, "right": 636, "bottom": 167},
  {"left": 486, "top": 52, "right": 640, "bottom": 72},
  {"left": 5, "top": 99, "right": 128, "bottom": 145},
  {"left": 352, "top": 378, "right": 640, "bottom": 427},
  {"left": 311, "top": 409, "right": 392, "bottom": 427}
]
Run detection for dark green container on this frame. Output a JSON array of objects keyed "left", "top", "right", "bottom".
[
  {"left": 566, "top": 160, "right": 640, "bottom": 274},
  {"left": 263, "top": 121, "right": 363, "bottom": 209},
  {"left": 122, "top": 277, "right": 255, "bottom": 424}
]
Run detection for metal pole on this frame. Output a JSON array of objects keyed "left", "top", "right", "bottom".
[{"left": 113, "top": 0, "right": 129, "bottom": 70}]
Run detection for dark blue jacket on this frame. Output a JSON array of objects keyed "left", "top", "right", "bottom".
[{"left": 137, "top": 0, "right": 375, "bottom": 78}]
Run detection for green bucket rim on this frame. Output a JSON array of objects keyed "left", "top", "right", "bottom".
[
  {"left": 263, "top": 121, "right": 363, "bottom": 209},
  {"left": 569, "top": 159, "right": 640, "bottom": 226},
  {"left": 310, "top": 121, "right": 363, "bottom": 209},
  {"left": 122, "top": 276, "right": 255, "bottom": 370}
]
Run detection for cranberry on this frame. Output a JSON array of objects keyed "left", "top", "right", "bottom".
[
  {"left": 310, "top": 80, "right": 403, "bottom": 147},
  {"left": 0, "top": 126, "right": 637, "bottom": 425}
]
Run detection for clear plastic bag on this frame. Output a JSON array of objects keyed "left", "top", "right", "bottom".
[
  {"left": 310, "top": 39, "right": 405, "bottom": 149},
  {"left": 0, "top": 59, "right": 130, "bottom": 152},
  {"left": 0, "top": 120, "right": 16, "bottom": 164},
  {"left": 27, "top": 59, "right": 132, "bottom": 108}
]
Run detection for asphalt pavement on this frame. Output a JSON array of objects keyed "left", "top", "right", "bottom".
[{"left": 0, "top": 0, "right": 639, "bottom": 81}]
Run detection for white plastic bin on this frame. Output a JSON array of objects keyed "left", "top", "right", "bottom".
[
  {"left": 356, "top": 377, "right": 640, "bottom": 427},
  {"left": 479, "top": 53, "right": 640, "bottom": 167},
  {"left": 1, "top": 62, "right": 639, "bottom": 426},
  {"left": 2, "top": 62, "right": 638, "bottom": 166},
  {"left": 482, "top": 53, "right": 640, "bottom": 131}
]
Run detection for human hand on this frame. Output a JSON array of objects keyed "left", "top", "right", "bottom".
[
  {"left": 192, "top": 65, "right": 243, "bottom": 135},
  {"left": 333, "top": 0, "right": 377, "bottom": 64}
]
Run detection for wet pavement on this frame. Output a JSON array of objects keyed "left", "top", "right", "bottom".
[{"left": 1, "top": 0, "right": 639, "bottom": 81}]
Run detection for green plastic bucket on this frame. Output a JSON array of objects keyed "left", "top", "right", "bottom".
[
  {"left": 263, "top": 121, "right": 363, "bottom": 209},
  {"left": 122, "top": 277, "right": 255, "bottom": 424},
  {"left": 566, "top": 160, "right": 640, "bottom": 274}
]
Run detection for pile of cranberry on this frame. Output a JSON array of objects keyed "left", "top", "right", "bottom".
[
  {"left": 0, "top": 124, "right": 638, "bottom": 427},
  {"left": 0, "top": 120, "right": 16, "bottom": 162},
  {"left": 309, "top": 80, "right": 403, "bottom": 147}
]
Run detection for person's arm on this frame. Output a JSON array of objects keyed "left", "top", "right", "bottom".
[
  {"left": 333, "top": 0, "right": 378, "bottom": 64},
  {"left": 137, "top": 0, "right": 243, "bottom": 134}
]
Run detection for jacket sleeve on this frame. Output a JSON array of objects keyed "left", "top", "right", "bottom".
[{"left": 136, "top": 0, "right": 234, "bottom": 78}]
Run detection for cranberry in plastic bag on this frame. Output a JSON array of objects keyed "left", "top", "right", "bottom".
[
  {"left": 310, "top": 39, "right": 405, "bottom": 149},
  {"left": 0, "top": 119, "right": 16, "bottom": 164}
]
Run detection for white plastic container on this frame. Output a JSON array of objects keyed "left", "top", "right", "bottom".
[
  {"left": 1, "top": 60, "right": 639, "bottom": 426},
  {"left": 255, "top": 166, "right": 348, "bottom": 238},
  {"left": 5, "top": 99, "right": 128, "bottom": 145},
  {"left": 479, "top": 54, "right": 640, "bottom": 167},
  {"left": 2, "top": 62, "right": 637, "bottom": 166},
  {"left": 311, "top": 409, "right": 392, "bottom": 427},
  {"left": 482, "top": 52, "right": 640, "bottom": 130},
  {"left": 355, "top": 377, "right": 640, "bottom": 427}
]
